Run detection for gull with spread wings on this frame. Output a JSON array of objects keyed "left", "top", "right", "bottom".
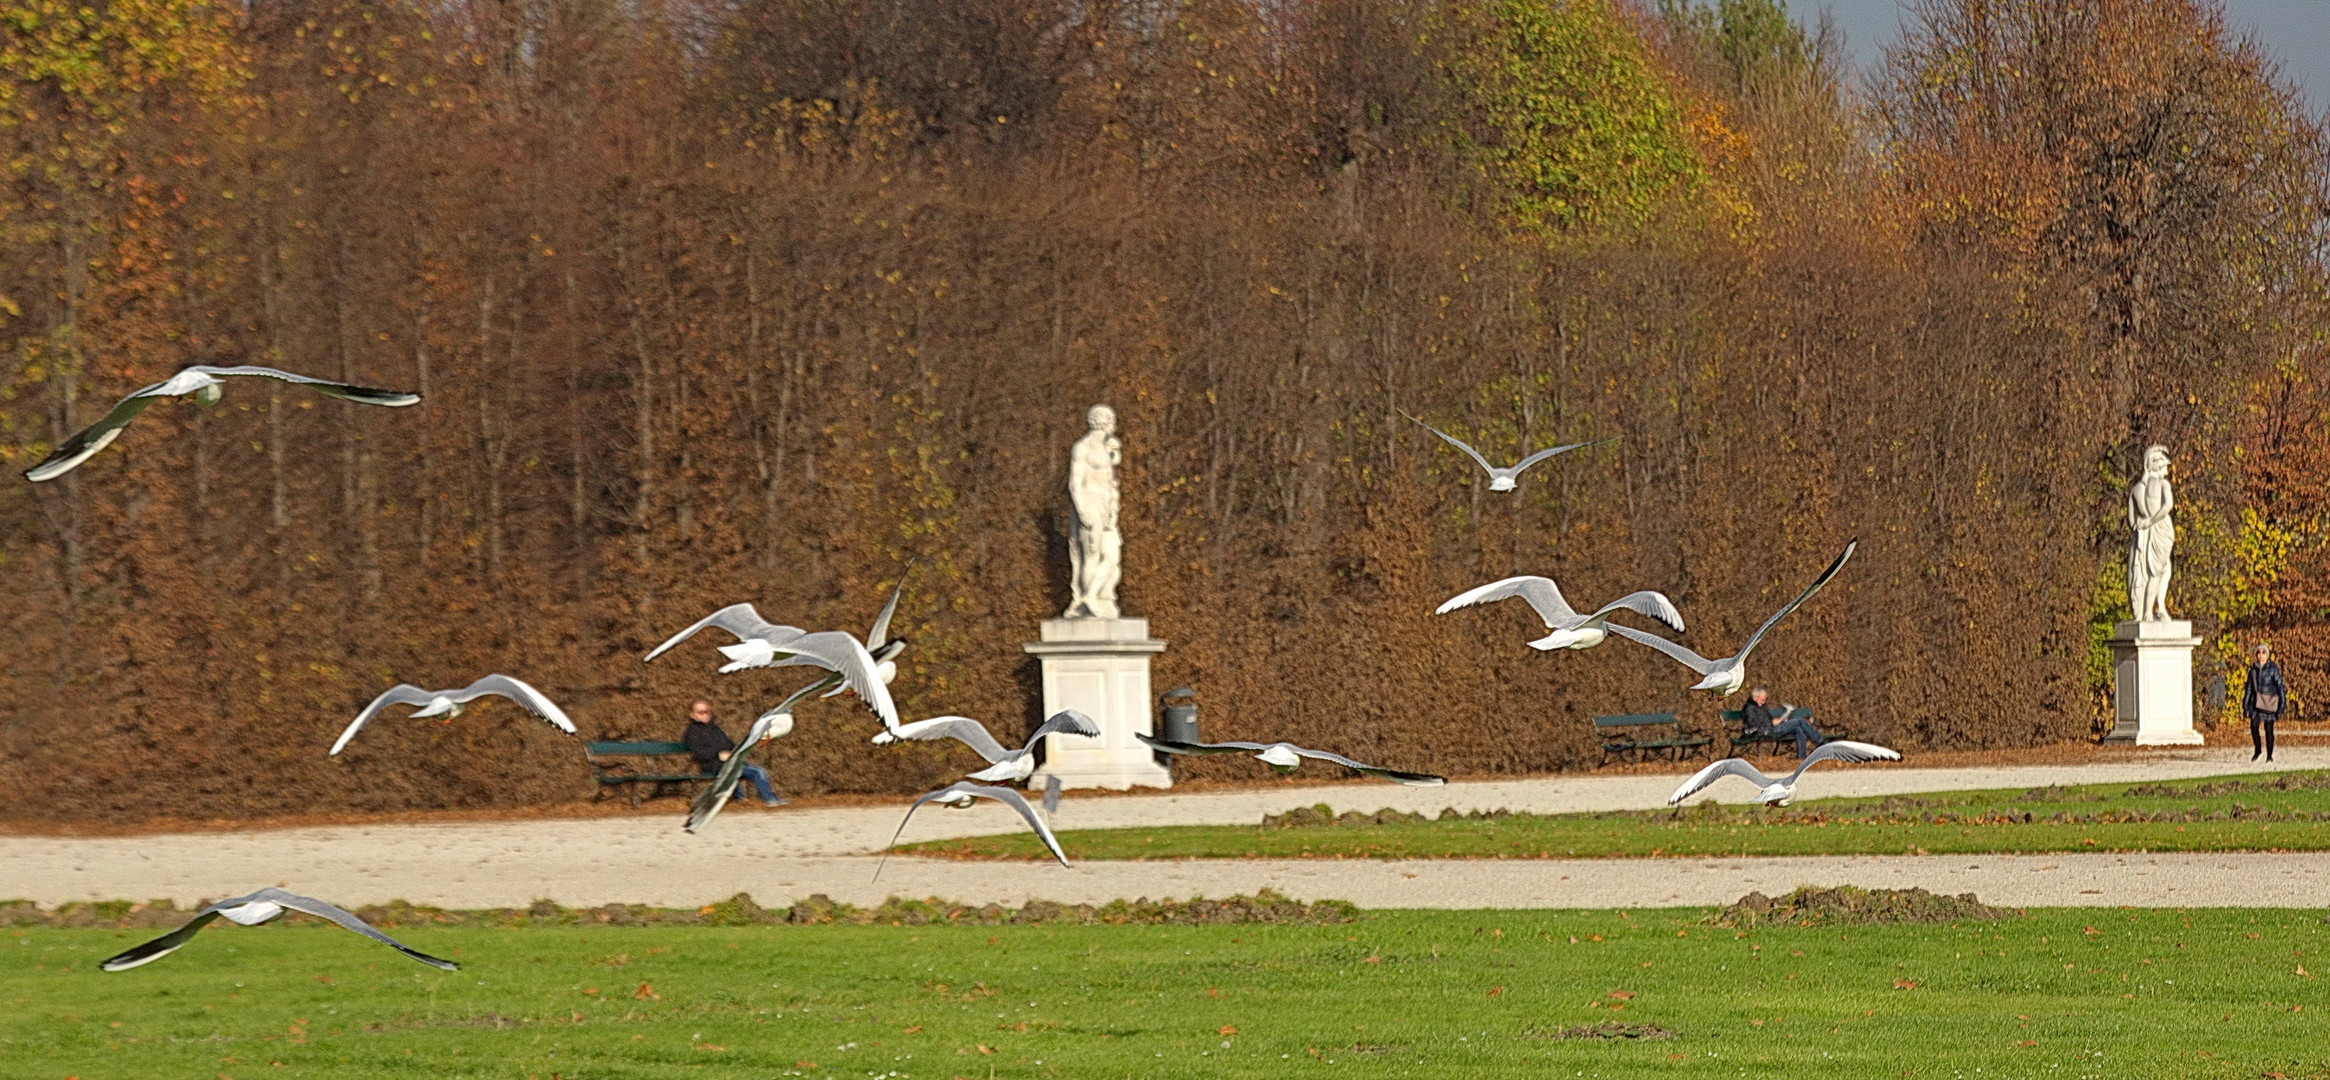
[
  {"left": 1607, "top": 539, "right": 1857, "bottom": 696},
  {"left": 1437, "top": 575, "right": 1684, "bottom": 650},
  {"left": 100, "top": 888, "right": 457, "bottom": 972},
  {"left": 1402, "top": 410, "right": 1614, "bottom": 492},
  {"left": 645, "top": 567, "right": 912, "bottom": 738},
  {"left": 882, "top": 710, "right": 1100, "bottom": 783},
  {"left": 26, "top": 365, "right": 420, "bottom": 482},
  {"left": 1667, "top": 741, "right": 1902, "bottom": 807},
  {"left": 329, "top": 674, "right": 575, "bottom": 756},
  {"left": 877, "top": 781, "right": 1070, "bottom": 879},
  {"left": 1137, "top": 734, "right": 1445, "bottom": 786}
]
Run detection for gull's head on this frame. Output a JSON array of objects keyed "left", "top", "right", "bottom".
[
  {"left": 1755, "top": 784, "right": 1794, "bottom": 807},
  {"left": 756, "top": 711, "right": 795, "bottom": 740},
  {"left": 192, "top": 381, "right": 224, "bottom": 406},
  {"left": 1255, "top": 744, "right": 1303, "bottom": 773},
  {"left": 409, "top": 696, "right": 459, "bottom": 718},
  {"left": 1487, "top": 475, "right": 1517, "bottom": 492},
  {"left": 218, "top": 900, "right": 284, "bottom": 926}
]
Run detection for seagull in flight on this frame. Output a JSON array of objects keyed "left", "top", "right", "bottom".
[
  {"left": 99, "top": 888, "right": 457, "bottom": 972},
  {"left": 1607, "top": 539, "right": 1857, "bottom": 696},
  {"left": 25, "top": 365, "right": 420, "bottom": 482},
  {"left": 329, "top": 674, "right": 575, "bottom": 755},
  {"left": 1667, "top": 741, "right": 1902, "bottom": 807},
  {"left": 1402, "top": 411, "right": 1614, "bottom": 492},
  {"left": 1437, "top": 576, "right": 1684, "bottom": 650},
  {"left": 647, "top": 567, "right": 913, "bottom": 737},
  {"left": 883, "top": 710, "right": 1100, "bottom": 783},
  {"left": 1137, "top": 734, "right": 1445, "bottom": 786},
  {"left": 877, "top": 781, "right": 1070, "bottom": 879}
]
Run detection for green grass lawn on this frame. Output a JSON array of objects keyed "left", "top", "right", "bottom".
[
  {"left": 908, "top": 769, "right": 2330, "bottom": 862},
  {"left": 5, "top": 907, "right": 2327, "bottom": 1079}
]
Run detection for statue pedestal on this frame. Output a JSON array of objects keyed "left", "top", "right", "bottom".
[
  {"left": 1023, "top": 618, "right": 1171, "bottom": 791},
  {"left": 2103, "top": 620, "right": 2205, "bottom": 746}
]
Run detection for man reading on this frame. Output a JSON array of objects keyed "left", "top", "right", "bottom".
[
  {"left": 1741, "top": 687, "right": 1826, "bottom": 758},
  {"left": 682, "top": 700, "right": 783, "bottom": 806}
]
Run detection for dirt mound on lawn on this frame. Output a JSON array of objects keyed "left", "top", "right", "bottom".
[{"left": 1715, "top": 885, "right": 2017, "bottom": 928}]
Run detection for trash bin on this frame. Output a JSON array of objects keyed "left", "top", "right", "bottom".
[{"left": 1157, "top": 688, "right": 1198, "bottom": 767}]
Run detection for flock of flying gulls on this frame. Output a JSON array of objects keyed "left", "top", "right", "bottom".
[{"left": 32, "top": 366, "right": 1897, "bottom": 973}]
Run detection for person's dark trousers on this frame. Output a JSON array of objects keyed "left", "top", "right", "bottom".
[
  {"left": 734, "top": 763, "right": 784, "bottom": 805},
  {"left": 1771, "top": 717, "right": 1824, "bottom": 758},
  {"left": 2252, "top": 716, "right": 2277, "bottom": 762}
]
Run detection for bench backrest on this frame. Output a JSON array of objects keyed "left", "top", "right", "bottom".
[
  {"left": 1720, "top": 708, "right": 1812, "bottom": 723},
  {"left": 1593, "top": 712, "right": 1678, "bottom": 729},
  {"left": 588, "top": 740, "right": 691, "bottom": 757}
]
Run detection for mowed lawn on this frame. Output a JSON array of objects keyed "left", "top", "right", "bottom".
[
  {"left": 909, "top": 769, "right": 2330, "bottom": 861},
  {"left": 4, "top": 908, "right": 2326, "bottom": 1079}
]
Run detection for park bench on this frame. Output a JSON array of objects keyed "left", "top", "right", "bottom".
[
  {"left": 1722, "top": 707, "right": 1816, "bottom": 757},
  {"left": 586, "top": 741, "right": 718, "bottom": 807},
  {"left": 1594, "top": 713, "right": 1712, "bottom": 765}
]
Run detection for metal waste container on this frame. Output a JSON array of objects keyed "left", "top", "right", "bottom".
[{"left": 1157, "top": 688, "right": 1198, "bottom": 767}]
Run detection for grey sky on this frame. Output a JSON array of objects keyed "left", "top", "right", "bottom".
[{"left": 1794, "top": 0, "right": 2330, "bottom": 116}]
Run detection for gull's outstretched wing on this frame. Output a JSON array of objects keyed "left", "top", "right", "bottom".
[
  {"left": 644, "top": 604, "right": 799, "bottom": 663},
  {"left": 1402, "top": 411, "right": 1498, "bottom": 475},
  {"left": 1668, "top": 759, "right": 1778, "bottom": 805},
  {"left": 263, "top": 889, "right": 459, "bottom": 970},
  {"left": 1786, "top": 740, "right": 1901, "bottom": 784},
  {"left": 99, "top": 909, "right": 226, "bottom": 971},
  {"left": 1289, "top": 746, "right": 1447, "bottom": 786},
  {"left": 329, "top": 684, "right": 441, "bottom": 756},
  {"left": 1028, "top": 709, "right": 1101, "bottom": 745},
  {"left": 888, "top": 716, "right": 1012, "bottom": 763},
  {"left": 1135, "top": 734, "right": 1272, "bottom": 757},
  {"left": 1585, "top": 590, "right": 1687, "bottom": 634},
  {"left": 877, "top": 781, "right": 1072, "bottom": 879},
  {"left": 1605, "top": 623, "right": 1721, "bottom": 675},
  {"left": 208, "top": 366, "right": 422, "bottom": 407},
  {"left": 23, "top": 383, "right": 173, "bottom": 482},
  {"left": 1436, "top": 576, "right": 1580, "bottom": 628},
  {"left": 1734, "top": 539, "right": 1858, "bottom": 664},
  {"left": 1508, "top": 436, "right": 1618, "bottom": 477},
  {"left": 867, "top": 559, "right": 917, "bottom": 652},
  {"left": 451, "top": 675, "right": 577, "bottom": 734},
  {"left": 761, "top": 631, "right": 901, "bottom": 735}
]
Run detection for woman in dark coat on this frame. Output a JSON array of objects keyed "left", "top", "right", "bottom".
[{"left": 2244, "top": 642, "right": 2287, "bottom": 762}]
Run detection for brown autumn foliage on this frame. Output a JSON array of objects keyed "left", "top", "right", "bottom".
[{"left": 0, "top": 0, "right": 2321, "bottom": 824}]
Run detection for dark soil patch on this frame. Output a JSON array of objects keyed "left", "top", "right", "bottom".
[
  {"left": 1715, "top": 886, "right": 2017, "bottom": 928},
  {"left": 1544, "top": 1022, "right": 1677, "bottom": 1041}
]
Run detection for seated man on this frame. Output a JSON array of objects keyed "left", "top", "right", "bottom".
[
  {"left": 1741, "top": 687, "right": 1826, "bottom": 758},
  {"left": 682, "top": 700, "right": 783, "bottom": 807}
]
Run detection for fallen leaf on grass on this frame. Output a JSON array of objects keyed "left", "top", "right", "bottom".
[
  {"left": 903, "top": 1025, "right": 923, "bottom": 1033},
  {"left": 1217, "top": 1025, "right": 1237, "bottom": 1036},
  {"left": 695, "top": 1044, "right": 725, "bottom": 1052},
  {"left": 1893, "top": 980, "right": 1918, "bottom": 990},
  {"left": 633, "top": 982, "right": 657, "bottom": 1001},
  {"left": 2016, "top": 1040, "right": 2037, "bottom": 1048},
  {"left": 1487, "top": 986, "right": 1504, "bottom": 998},
  {"left": 977, "top": 1044, "right": 995, "bottom": 1055}
]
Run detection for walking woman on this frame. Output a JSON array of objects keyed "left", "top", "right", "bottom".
[{"left": 2245, "top": 642, "right": 2287, "bottom": 762}]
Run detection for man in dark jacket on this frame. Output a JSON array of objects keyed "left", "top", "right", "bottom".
[
  {"left": 2245, "top": 643, "right": 2287, "bottom": 762},
  {"left": 683, "top": 700, "right": 782, "bottom": 806},
  {"left": 1742, "top": 687, "right": 1826, "bottom": 758}
]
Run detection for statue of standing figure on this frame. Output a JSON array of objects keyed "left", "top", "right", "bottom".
[
  {"left": 2127, "top": 444, "right": 2175, "bottom": 622},
  {"left": 1066, "top": 404, "right": 1123, "bottom": 619}
]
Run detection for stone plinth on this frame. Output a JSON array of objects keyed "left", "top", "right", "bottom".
[
  {"left": 2103, "top": 619, "right": 2205, "bottom": 746},
  {"left": 1023, "top": 618, "right": 1171, "bottom": 791}
]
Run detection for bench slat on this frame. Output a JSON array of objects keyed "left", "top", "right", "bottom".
[
  {"left": 1593, "top": 713, "right": 1679, "bottom": 728},
  {"left": 588, "top": 741, "right": 691, "bottom": 756}
]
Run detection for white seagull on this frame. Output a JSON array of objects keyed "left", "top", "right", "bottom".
[
  {"left": 1402, "top": 410, "right": 1614, "bottom": 492},
  {"left": 1666, "top": 741, "right": 1902, "bottom": 807},
  {"left": 99, "top": 888, "right": 458, "bottom": 972},
  {"left": 647, "top": 569, "right": 912, "bottom": 738},
  {"left": 25, "top": 365, "right": 421, "bottom": 482},
  {"left": 329, "top": 674, "right": 575, "bottom": 756},
  {"left": 877, "top": 780, "right": 1070, "bottom": 879},
  {"left": 1606, "top": 539, "right": 1857, "bottom": 695},
  {"left": 1436, "top": 575, "right": 1685, "bottom": 650},
  {"left": 883, "top": 710, "right": 1101, "bottom": 783},
  {"left": 1136, "top": 734, "right": 1445, "bottom": 786}
]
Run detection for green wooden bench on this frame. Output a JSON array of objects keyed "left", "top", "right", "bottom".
[
  {"left": 1721, "top": 707, "right": 1816, "bottom": 757},
  {"left": 587, "top": 741, "right": 718, "bottom": 808},
  {"left": 1594, "top": 713, "right": 1712, "bottom": 765}
]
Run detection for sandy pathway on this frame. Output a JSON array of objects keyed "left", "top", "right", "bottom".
[{"left": 7, "top": 748, "right": 2322, "bottom": 910}]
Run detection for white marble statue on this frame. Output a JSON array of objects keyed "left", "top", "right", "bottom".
[
  {"left": 1066, "top": 404, "right": 1123, "bottom": 619},
  {"left": 2127, "top": 444, "right": 2175, "bottom": 622}
]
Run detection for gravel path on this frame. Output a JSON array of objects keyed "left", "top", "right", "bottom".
[{"left": 8, "top": 747, "right": 2323, "bottom": 910}]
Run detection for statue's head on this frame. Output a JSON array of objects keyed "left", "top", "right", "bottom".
[
  {"left": 2144, "top": 445, "right": 2170, "bottom": 477},
  {"left": 1086, "top": 404, "right": 1116, "bottom": 433}
]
